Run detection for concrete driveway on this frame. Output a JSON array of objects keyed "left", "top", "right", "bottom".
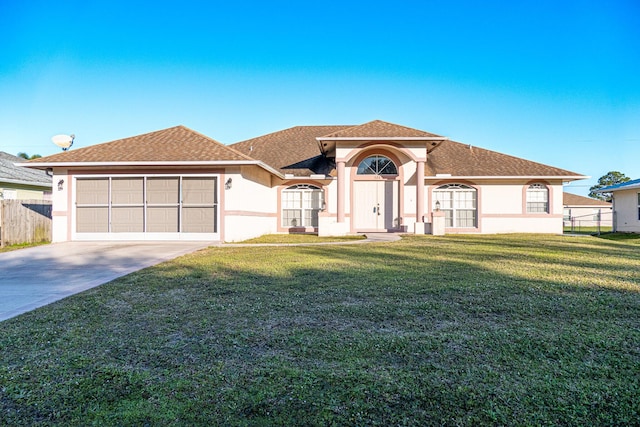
[{"left": 0, "top": 241, "right": 214, "bottom": 322}]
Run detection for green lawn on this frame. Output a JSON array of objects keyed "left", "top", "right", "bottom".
[
  {"left": 0, "top": 241, "right": 49, "bottom": 253},
  {"left": 1, "top": 234, "right": 639, "bottom": 426},
  {"left": 239, "top": 233, "right": 366, "bottom": 244},
  {"left": 563, "top": 226, "right": 613, "bottom": 235}
]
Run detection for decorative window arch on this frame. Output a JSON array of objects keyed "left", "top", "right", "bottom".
[
  {"left": 356, "top": 155, "right": 398, "bottom": 176},
  {"left": 281, "top": 184, "right": 323, "bottom": 228},
  {"left": 526, "top": 183, "right": 549, "bottom": 213},
  {"left": 433, "top": 183, "right": 477, "bottom": 228}
]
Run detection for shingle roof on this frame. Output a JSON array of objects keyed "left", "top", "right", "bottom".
[
  {"left": 425, "top": 139, "right": 581, "bottom": 177},
  {"left": 30, "top": 126, "right": 253, "bottom": 163},
  {"left": 231, "top": 125, "right": 352, "bottom": 175},
  {"left": 0, "top": 152, "right": 51, "bottom": 187},
  {"left": 319, "top": 120, "right": 442, "bottom": 139},
  {"left": 23, "top": 121, "right": 585, "bottom": 180},
  {"left": 232, "top": 123, "right": 582, "bottom": 178},
  {"left": 563, "top": 192, "right": 611, "bottom": 207}
]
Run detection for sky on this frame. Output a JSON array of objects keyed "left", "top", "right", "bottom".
[{"left": 1, "top": 0, "right": 639, "bottom": 196}]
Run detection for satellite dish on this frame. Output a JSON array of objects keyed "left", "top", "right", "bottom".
[{"left": 52, "top": 134, "right": 75, "bottom": 151}]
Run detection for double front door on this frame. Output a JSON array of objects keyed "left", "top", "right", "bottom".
[{"left": 353, "top": 180, "right": 399, "bottom": 231}]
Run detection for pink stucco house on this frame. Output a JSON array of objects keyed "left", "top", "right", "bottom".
[{"left": 22, "top": 120, "right": 586, "bottom": 242}]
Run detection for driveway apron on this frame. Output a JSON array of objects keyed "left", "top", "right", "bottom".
[{"left": 0, "top": 241, "right": 213, "bottom": 322}]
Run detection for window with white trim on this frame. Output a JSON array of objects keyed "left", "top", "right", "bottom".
[
  {"left": 282, "top": 184, "right": 323, "bottom": 228},
  {"left": 526, "top": 183, "right": 549, "bottom": 213},
  {"left": 433, "top": 184, "right": 477, "bottom": 228},
  {"left": 356, "top": 155, "right": 398, "bottom": 175},
  {"left": 637, "top": 193, "right": 640, "bottom": 220}
]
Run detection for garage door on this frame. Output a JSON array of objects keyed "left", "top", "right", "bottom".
[{"left": 75, "top": 176, "right": 218, "bottom": 240}]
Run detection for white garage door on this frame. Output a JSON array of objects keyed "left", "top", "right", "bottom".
[{"left": 75, "top": 175, "right": 218, "bottom": 240}]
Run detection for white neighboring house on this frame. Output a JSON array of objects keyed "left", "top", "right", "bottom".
[
  {"left": 597, "top": 179, "right": 640, "bottom": 233},
  {"left": 562, "top": 192, "right": 612, "bottom": 229},
  {"left": 19, "top": 120, "right": 587, "bottom": 242}
]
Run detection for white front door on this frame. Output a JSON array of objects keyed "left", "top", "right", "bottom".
[{"left": 354, "top": 180, "right": 399, "bottom": 231}]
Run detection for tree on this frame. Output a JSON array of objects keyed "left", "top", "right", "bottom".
[
  {"left": 589, "top": 171, "right": 631, "bottom": 201},
  {"left": 17, "top": 152, "right": 42, "bottom": 160}
]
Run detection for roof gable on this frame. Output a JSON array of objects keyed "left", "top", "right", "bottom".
[
  {"left": 30, "top": 126, "right": 253, "bottom": 164},
  {"left": 319, "top": 120, "right": 443, "bottom": 139}
]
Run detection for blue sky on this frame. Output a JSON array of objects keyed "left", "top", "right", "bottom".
[{"left": 1, "top": 0, "right": 638, "bottom": 196}]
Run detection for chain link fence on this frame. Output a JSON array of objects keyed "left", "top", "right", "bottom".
[{"left": 563, "top": 209, "right": 613, "bottom": 235}]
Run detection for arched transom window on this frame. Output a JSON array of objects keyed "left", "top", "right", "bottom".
[
  {"left": 357, "top": 155, "right": 398, "bottom": 175},
  {"left": 433, "top": 184, "right": 477, "bottom": 228},
  {"left": 282, "top": 184, "right": 323, "bottom": 228},
  {"left": 526, "top": 183, "right": 549, "bottom": 213}
]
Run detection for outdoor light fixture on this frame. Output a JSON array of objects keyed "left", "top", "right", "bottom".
[
  {"left": 57, "top": 179, "right": 64, "bottom": 191},
  {"left": 435, "top": 200, "right": 441, "bottom": 212},
  {"left": 225, "top": 178, "right": 233, "bottom": 190}
]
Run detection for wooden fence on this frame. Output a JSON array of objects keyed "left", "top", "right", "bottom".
[{"left": 0, "top": 199, "right": 52, "bottom": 247}]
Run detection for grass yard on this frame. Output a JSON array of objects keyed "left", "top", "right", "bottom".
[
  {"left": 0, "top": 241, "right": 49, "bottom": 253},
  {"left": 1, "top": 234, "right": 639, "bottom": 426},
  {"left": 239, "top": 233, "right": 366, "bottom": 244},
  {"left": 563, "top": 226, "right": 613, "bottom": 235}
]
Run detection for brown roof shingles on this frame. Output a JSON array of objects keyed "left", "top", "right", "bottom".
[
  {"left": 320, "top": 120, "right": 443, "bottom": 138},
  {"left": 31, "top": 126, "right": 253, "bottom": 163},
  {"left": 231, "top": 125, "right": 352, "bottom": 175},
  {"left": 563, "top": 192, "right": 610, "bottom": 206},
  {"left": 29, "top": 121, "right": 584, "bottom": 180},
  {"left": 425, "top": 139, "right": 581, "bottom": 177}
]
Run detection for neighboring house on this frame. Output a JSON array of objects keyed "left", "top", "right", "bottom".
[
  {"left": 597, "top": 178, "right": 640, "bottom": 233},
  {"left": 562, "top": 192, "right": 612, "bottom": 228},
  {"left": 21, "top": 120, "right": 586, "bottom": 242},
  {"left": 0, "top": 151, "right": 52, "bottom": 201}
]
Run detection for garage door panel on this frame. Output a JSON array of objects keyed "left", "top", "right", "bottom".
[
  {"left": 147, "top": 178, "right": 179, "bottom": 204},
  {"left": 111, "top": 178, "right": 143, "bottom": 205},
  {"left": 182, "top": 207, "right": 217, "bottom": 233},
  {"left": 183, "top": 177, "right": 217, "bottom": 205},
  {"left": 111, "top": 207, "right": 144, "bottom": 232},
  {"left": 147, "top": 207, "right": 179, "bottom": 232},
  {"left": 77, "top": 179, "right": 109, "bottom": 205},
  {"left": 77, "top": 207, "right": 108, "bottom": 232}
]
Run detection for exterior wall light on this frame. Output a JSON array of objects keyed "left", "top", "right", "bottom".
[
  {"left": 435, "top": 200, "right": 441, "bottom": 212},
  {"left": 57, "top": 179, "right": 64, "bottom": 191},
  {"left": 225, "top": 178, "right": 233, "bottom": 190}
]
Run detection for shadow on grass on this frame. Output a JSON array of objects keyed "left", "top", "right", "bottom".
[
  {"left": 1, "top": 235, "right": 639, "bottom": 425},
  {"left": 597, "top": 232, "right": 640, "bottom": 241}
]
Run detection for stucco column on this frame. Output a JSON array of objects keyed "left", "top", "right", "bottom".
[
  {"left": 337, "top": 161, "right": 346, "bottom": 223},
  {"left": 416, "top": 161, "right": 425, "bottom": 223}
]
